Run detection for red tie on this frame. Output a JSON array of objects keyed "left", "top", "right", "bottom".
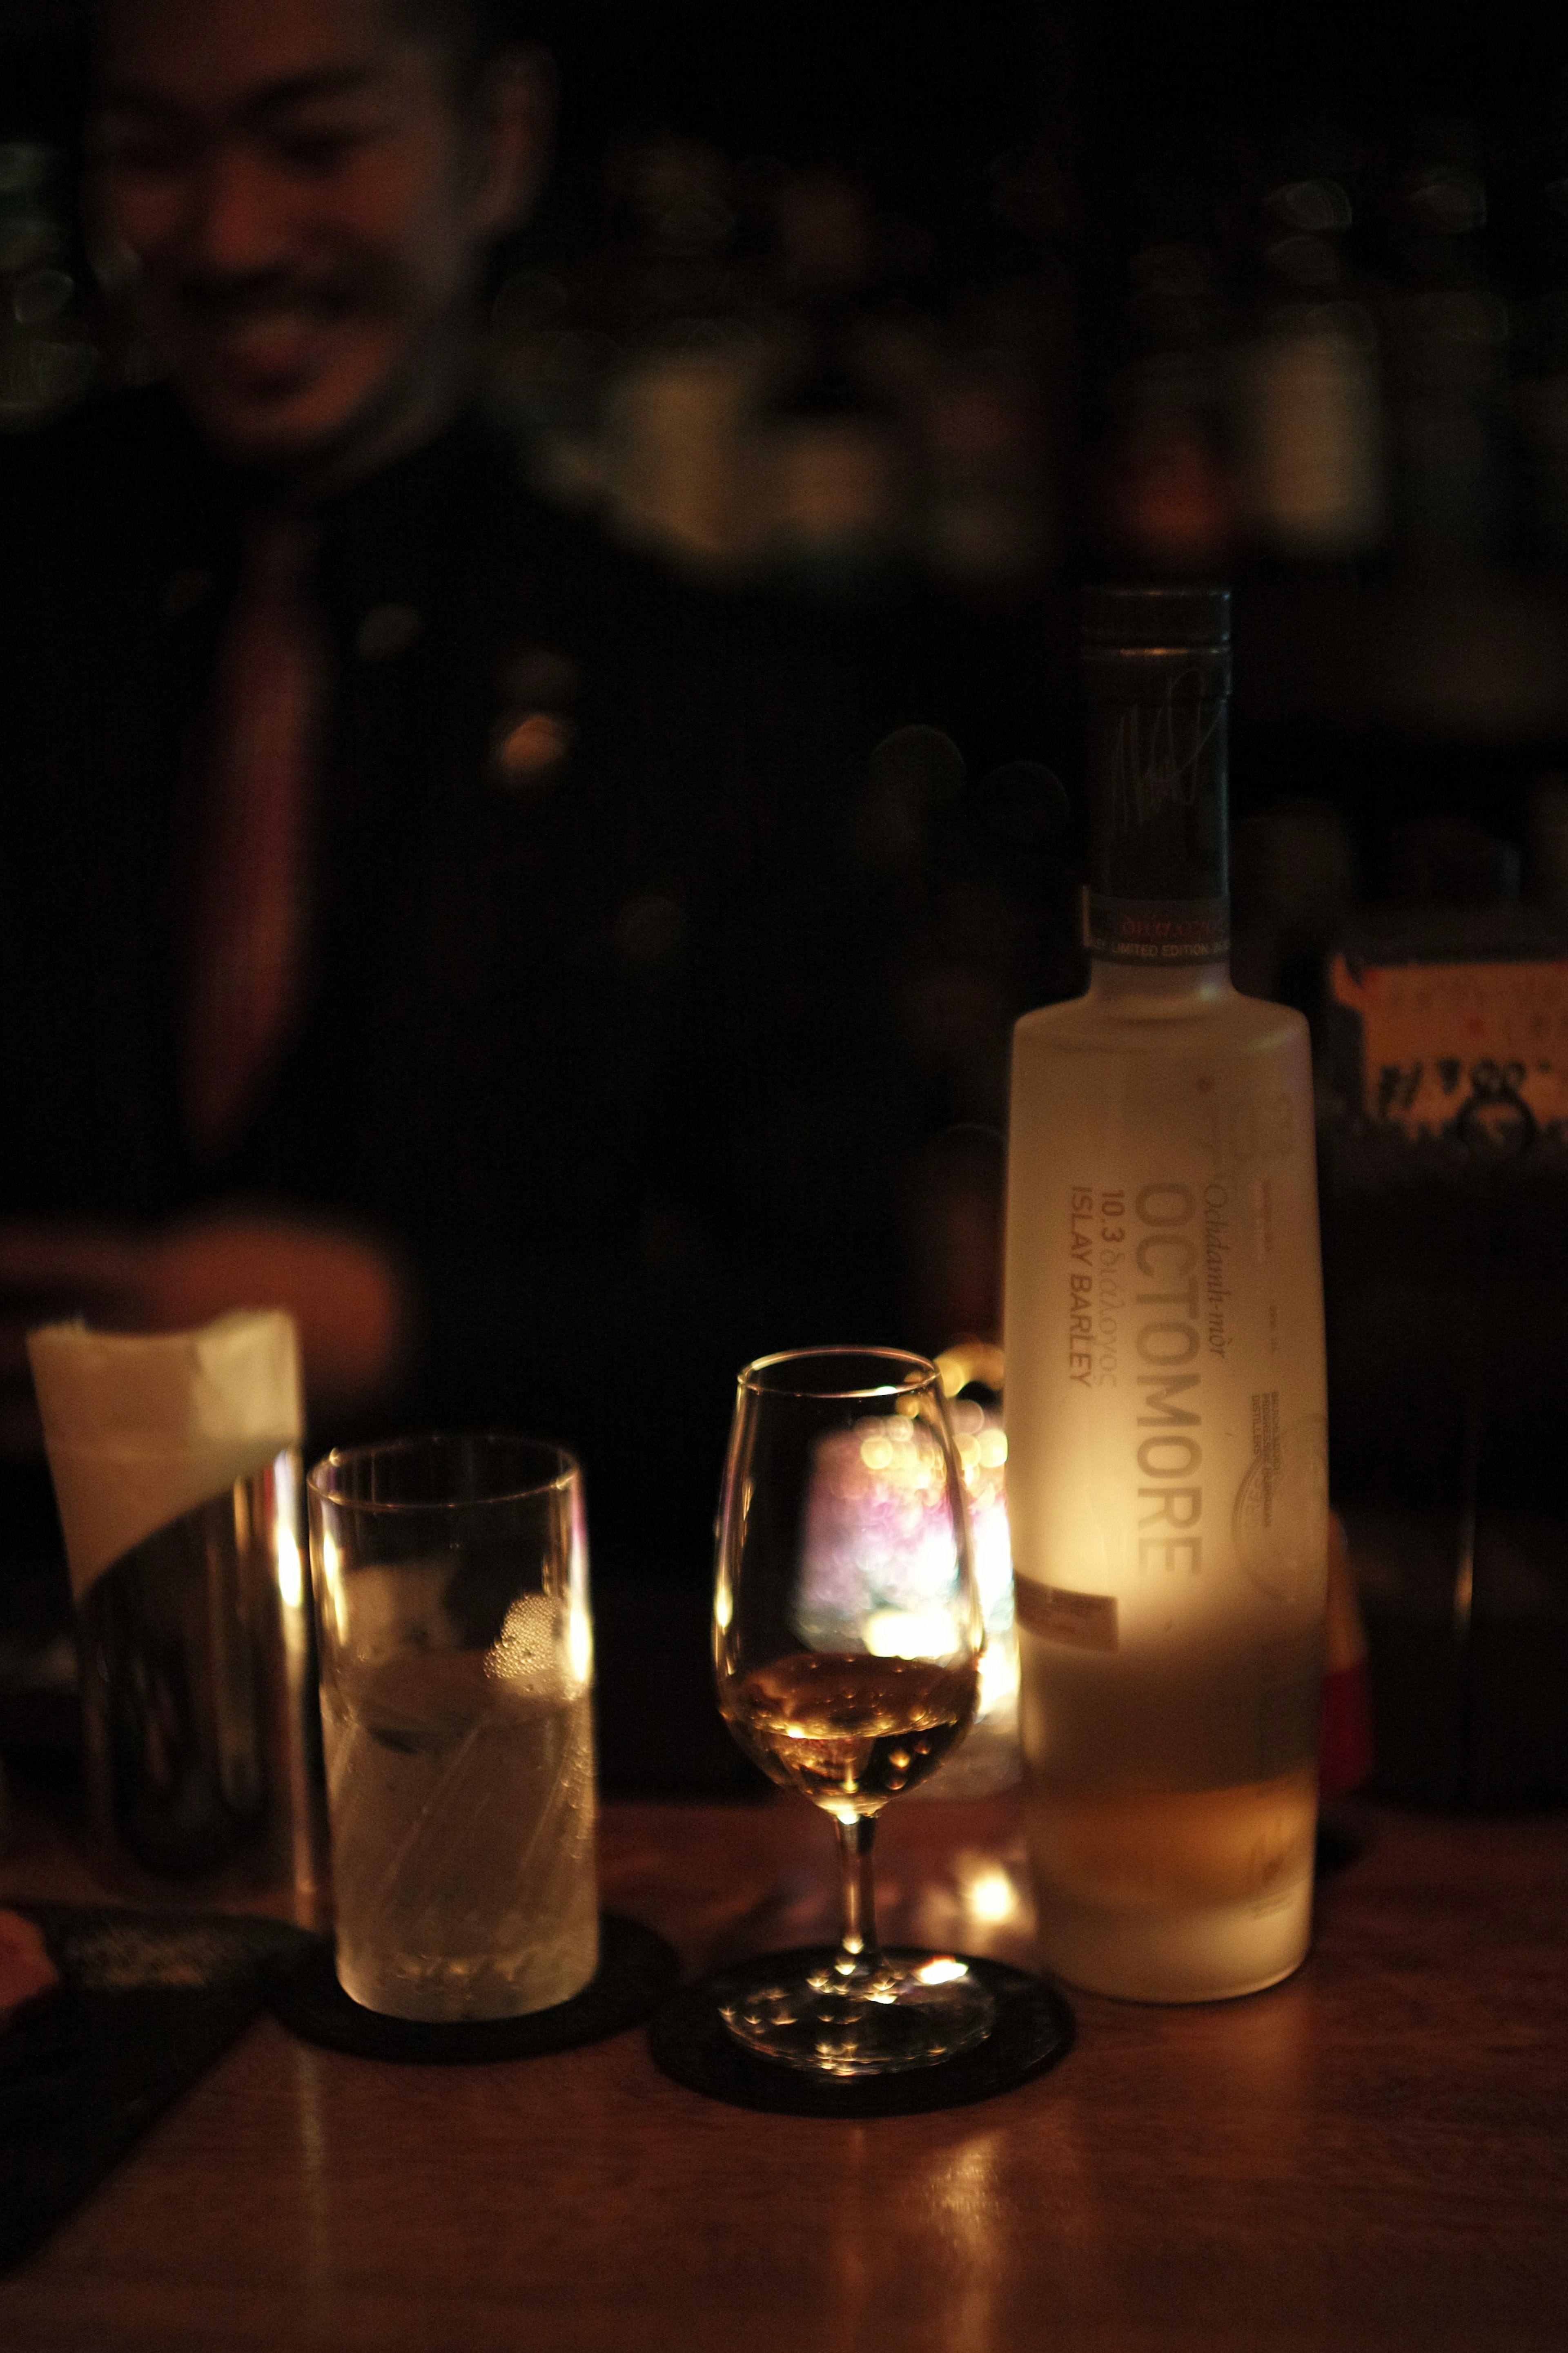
[{"left": 184, "top": 515, "right": 323, "bottom": 1155}]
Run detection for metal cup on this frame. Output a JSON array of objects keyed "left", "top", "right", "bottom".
[
  {"left": 74, "top": 1447, "right": 328, "bottom": 1914},
  {"left": 28, "top": 1313, "right": 327, "bottom": 1917}
]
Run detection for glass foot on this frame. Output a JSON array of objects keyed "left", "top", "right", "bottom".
[{"left": 719, "top": 1952, "right": 997, "bottom": 2077}]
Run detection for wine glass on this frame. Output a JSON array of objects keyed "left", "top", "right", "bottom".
[{"left": 713, "top": 1346, "right": 996, "bottom": 2075}]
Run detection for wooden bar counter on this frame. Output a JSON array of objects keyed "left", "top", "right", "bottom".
[{"left": 2, "top": 1784, "right": 1565, "bottom": 2351}]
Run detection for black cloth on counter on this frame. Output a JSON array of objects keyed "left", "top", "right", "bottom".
[
  {"left": 0, "top": 388, "right": 920, "bottom": 1590},
  {"left": 0, "top": 1904, "right": 313, "bottom": 2275}
]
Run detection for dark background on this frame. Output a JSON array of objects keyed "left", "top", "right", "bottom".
[{"left": 5, "top": 0, "right": 1568, "bottom": 1802}]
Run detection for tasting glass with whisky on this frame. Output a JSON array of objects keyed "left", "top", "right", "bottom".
[{"left": 713, "top": 1347, "right": 995, "bottom": 2074}]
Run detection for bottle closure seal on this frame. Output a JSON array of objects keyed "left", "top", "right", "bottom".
[{"left": 1085, "top": 891, "right": 1231, "bottom": 965}]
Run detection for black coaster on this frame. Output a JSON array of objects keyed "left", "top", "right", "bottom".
[
  {"left": 1, "top": 1904, "right": 315, "bottom": 2276},
  {"left": 648, "top": 1947, "right": 1074, "bottom": 2117},
  {"left": 269, "top": 1912, "right": 678, "bottom": 2063}
]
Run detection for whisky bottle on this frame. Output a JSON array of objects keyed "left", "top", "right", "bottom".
[{"left": 1003, "top": 584, "right": 1329, "bottom": 2000}]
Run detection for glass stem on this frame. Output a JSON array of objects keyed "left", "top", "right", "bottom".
[{"left": 832, "top": 1812, "right": 884, "bottom": 1988}]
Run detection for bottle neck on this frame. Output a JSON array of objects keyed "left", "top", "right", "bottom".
[
  {"left": 1086, "top": 955, "right": 1233, "bottom": 1012},
  {"left": 1085, "top": 663, "right": 1231, "bottom": 973}
]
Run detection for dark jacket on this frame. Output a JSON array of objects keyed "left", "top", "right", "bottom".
[{"left": 0, "top": 388, "right": 914, "bottom": 1583}]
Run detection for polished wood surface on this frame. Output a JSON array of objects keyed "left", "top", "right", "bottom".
[{"left": 2, "top": 1783, "right": 1565, "bottom": 2352}]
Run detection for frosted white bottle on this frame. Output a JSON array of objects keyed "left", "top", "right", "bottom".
[{"left": 1004, "top": 586, "right": 1328, "bottom": 2002}]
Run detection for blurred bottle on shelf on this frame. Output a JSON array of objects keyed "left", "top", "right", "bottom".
[
  {"left": 1524, "top": 773, "right": 1568, "bottom": 911},
  {"left": 603, "top": 328, "right": 770, "bottom": 569},
  {"left": 904, "top": 138, "right": 1076, "bottom": 591},
  {"left": 485, "top": 264, "right": 621, "bottom": 510},
  {"left": 910, "top": 353, "right": 1038, "bottom": 586},
  {"left": 1511, "top": 138, "right": 1568, "bottom": 569},
  {"left": 598, "top": 141, "right": 771, "bottom": 570},
  {"left": 0, "top": 143, "right": 98, "bottom": 431},
  {"left": 1383, "top": 811, "right": 1521, "bottom": 907},
  {"left": 1374, "top": 123, "right": 1513, "bottom": 566},
  {"left": 1097, "top": 171, "right": 1238, "bottom": 575},
  {"left": 753, "top": 171, "right": 905, "bottom": 591},
  {"left": 1237, "top": 138, "right": 1386, "bottom": 563},
  {"left": 1230, "top": 796, "right": 1359, "bottom": 1008},
  {"left": 1319, "top": 796, "right": 1568, "bottom": 1811}
]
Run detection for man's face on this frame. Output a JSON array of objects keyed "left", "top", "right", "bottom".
[{"left": 94, "top": 0, "right": 521, "bottom": 473}]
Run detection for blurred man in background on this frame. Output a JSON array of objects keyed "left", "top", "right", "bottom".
[{"left": 0, "top": 0, "right": 910, "bottom": 1706}]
